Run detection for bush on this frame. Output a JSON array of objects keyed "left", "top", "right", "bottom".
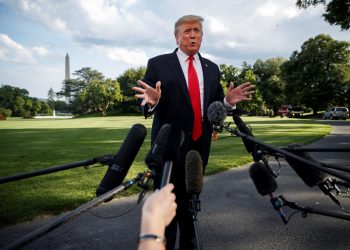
[{"left": 0, "top": 107, "right": 12, "bottom": 118}]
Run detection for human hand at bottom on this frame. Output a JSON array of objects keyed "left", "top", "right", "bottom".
[{"left": 138, "top": 184, "right": 177, "bottom": 250}]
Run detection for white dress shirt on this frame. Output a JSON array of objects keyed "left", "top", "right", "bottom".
[{"left": 176, "top": 49, "right": 204, "bottom": 117}]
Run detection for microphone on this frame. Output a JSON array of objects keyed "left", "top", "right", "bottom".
[
  {"left": 185, "top": 150, "right": 203, "bottom": 195},
  {"left": 96, "top": 123, "right": 147, "bottom": 197},
  {"left": 232, "top": 109, "right": 255, "bottom": 153},
  {"left": 160, "top": 123, "right": 185, "bottom": 188},
  {"left": 285, "top": 143, "right": 326, "bottom": 187},
  {"left": 145, "top": 123, "right": 171, "bottom": 171},
  {"left": 185, "top": 150, "right": 204, "bottom": 250},
  {"left": 207, "top": 101, "right": 227, "bottom": 132},
  {"left": 207, "top": 101, "right": 256, "bottom": 154},
  {"left": 249, "top": 162, "right": 287, "bottom": 224},
  {"left": 285, "top": 144, "right": 342, "bottom": 206}
]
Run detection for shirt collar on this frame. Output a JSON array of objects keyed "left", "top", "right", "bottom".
[{"left": 177, "top": 48, "right": 199, "bottom": 63}]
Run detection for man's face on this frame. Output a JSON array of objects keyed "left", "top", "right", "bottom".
[{"left": 175, "top": 21, "right": 203, "bottom": 56}]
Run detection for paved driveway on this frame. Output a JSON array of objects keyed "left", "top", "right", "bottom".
[{"left": 1, "top": 120, "right": 349, "bottom": 250}]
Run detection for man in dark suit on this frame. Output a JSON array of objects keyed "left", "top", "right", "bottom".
[{"left": 133, "top": 15, "right": 254, "bottom": 250}]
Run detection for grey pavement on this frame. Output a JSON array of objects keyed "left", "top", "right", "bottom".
[{"left": 0, "top": 120, "right": 349, "bottom": 250}]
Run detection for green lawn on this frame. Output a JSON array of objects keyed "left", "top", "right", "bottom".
[{"left": 0, "top": 116, "right": 331, "bottom": 227}]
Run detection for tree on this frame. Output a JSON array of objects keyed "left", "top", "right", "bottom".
[
  {"left": 253, "top": 57, "right": 287, "bottom": 114},
  {"left": 117, "top": 67, "right": 146, "bottom": 99},
  {"left": 219, "top": 63, "right": 267, "bottom": 115},
  {"left": 53, "top": 100, "right": 71, "bottom": 113},
  {"left": 281, "top": 34, "right": 350, "bottom": 114},
  {"left": 47, "top": 87, "right": 56, "bottom": 109},
  {"left": 0, "top": 84, "right": 54, "bottom": 117},
  {"left": 117, "top": 67, "right": 146, "bottom": 113},
  {"left": 58, "top": 67, "right": 104, "bottom": 98},
  {"left": 79, "top": 79, "right": 123, "bottom": 116},
  {"left": 296, "top": 0, "right": 350, "bottom": 30},
  {"left": 0, "top": 85, "right": 29, "bottom": 111},
  {"left": 39, "top": 101, "right": 52, "bottom": 115},
  {"left": 57, "top": 68, "right": 105, "bottom": 114},
  {"left": 219, "top": 64, "right": 239, "bottom": 90}
]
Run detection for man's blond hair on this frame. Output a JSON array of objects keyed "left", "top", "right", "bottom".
[{"left": 174, "top": 15, "right": 204, "bottom": 35}]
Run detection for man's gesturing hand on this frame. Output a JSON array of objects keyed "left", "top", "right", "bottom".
[
  {"left": 225, "top": 81, "right": 255, "bottom": 106},
  {"left": 132, "top": 80, "right": 161, "bottom": 107}
]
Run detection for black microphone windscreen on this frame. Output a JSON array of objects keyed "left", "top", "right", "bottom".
[
  {"left": 96, "top": 123, "right": 147, "bottom": 196},
  {"left": 163, "top": 122, "right": 184, "bottom": 162},
  {"left": 207, "top": 101, "right": 227, "bottom": 126},
  {"left": 232, "top": 109, "right": 254, "bottom": 137},
  {"left": 145, "top": 123, "right": 171, "bottom": 171},
  {"left": 185, "top": 150, "right": 203, "bottom": 194},
  {"left": 249, "top": 162, "right": 277, "bottom": 196},
  {"left": 285, "top": 143, "right": 326, "bottom": 187},
  {"left": 232, "top": 110, "right": 254, "bottom": 152}
]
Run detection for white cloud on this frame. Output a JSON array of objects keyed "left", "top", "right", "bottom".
[
  {"left": 207, "top": 17, "right": 230, "bottom": 34},
  {"left": 227, "top": 41, "right": 238, "bottom": 48},
  {"left": 99, "top": 46, "right": 148, "bottom": 65},
  {"left": 78, "top": 0, "right": 120, "bottom": 24},
  {"left": 18, "top": 0, "right": 70, "bottom": 34},
  {"left": 32, "top": 46, "right": 51, "bottom": 56},
  {"left": 0, "top": 33, "right": 35, "bottom": 63},
  {"left": 255, "top": 0, "right": 301, "bottom": 19}
]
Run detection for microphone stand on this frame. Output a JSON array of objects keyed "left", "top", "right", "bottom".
[
  {"left": 281, "top": 147, "right": 350, "bottom": 152},
  {"left": 3, "top": 171, "right": 153, "bottom": 250},
  {"left": 219, "top": 114, "right": 350, "bottom": 221},
  {"left": 189, "top": 194, "right": 202, "bottom": 250},
  {"left": 278, "top": 195, "right": 350, "bottom": 222},
  {"left": 230, "top": 129, "right": 350, "bottom": 183},
  {"left": 0, "top": 154, "right": 115, "bottom": 184}
]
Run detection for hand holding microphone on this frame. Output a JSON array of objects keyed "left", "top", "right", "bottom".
[{"left": 138, "top": 183, "right": 177, "bottom": 250}]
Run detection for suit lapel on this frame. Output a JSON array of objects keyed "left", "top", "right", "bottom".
[
  {"left": 168, "top": 49, "right": 192, "bottom": 106},
  {"left": 199, "top": 53, "right": 210, "bottom": 117}
]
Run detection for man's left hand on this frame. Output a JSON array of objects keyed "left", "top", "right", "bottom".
[{"left": 225, "top": 81, "right": 255, "bottom": 106}]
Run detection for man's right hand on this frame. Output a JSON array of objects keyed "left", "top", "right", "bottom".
[{"left": 132, "top": 80, "right": 161, "bottom": 107}]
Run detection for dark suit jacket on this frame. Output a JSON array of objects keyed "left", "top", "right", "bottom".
[{"left": 143, "top": 48, "right": 224, "bottom": 168}]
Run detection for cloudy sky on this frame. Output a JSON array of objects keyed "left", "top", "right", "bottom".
[{"left": 0, "top": 0, "right": 348, "bottom": 99}]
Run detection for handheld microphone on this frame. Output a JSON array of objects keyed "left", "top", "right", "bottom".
[
  {"left": 185, "top": 150, "right": 203, "bottom": 195},
  {"left": 96, "top": 123, "right": 147, "bottom": 197},
  {"left": 249, "top": 162, "right": 287, "bottom": 224},
  {"left": 145, "top": 123, "right": 171, "bottom": 171},
  {"left": 160, "top": 123, "right": 185, "bottom": 188},
  {"left": 207, "top": 101, "right": 227, "bottom": 132}
]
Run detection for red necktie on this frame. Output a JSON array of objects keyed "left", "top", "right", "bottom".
[{"left": 188, "top": 55, "right": 202, "bottom": 141}]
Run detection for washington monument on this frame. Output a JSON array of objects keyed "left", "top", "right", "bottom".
[
  {"left": 65, "top": 53, "right": 70, "bottom": 103},
  {"left": 65, "top": 53, "right": 70, "bottom": 80}
]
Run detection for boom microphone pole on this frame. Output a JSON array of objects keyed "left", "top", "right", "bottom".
[
  {"left": 232, "top": 128, "right": 350, "bottom": 183},
  {"left": 3, "top": 171, "right": 150, "bottom": 250},
  {"left": 0, "top": 155, "right": 114, "bottom": 185}
]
